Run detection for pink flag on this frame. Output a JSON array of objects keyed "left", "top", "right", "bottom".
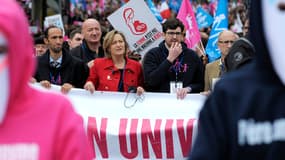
[
  {"left": 177, "top": 0, "right": 201, "bottom": 49},
  {"left": 99, "top": 0, "right": 105, "bottom": 10}
]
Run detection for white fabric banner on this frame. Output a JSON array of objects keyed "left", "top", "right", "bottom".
[{"left": 32, "top": 84, "right": 206, "bottom": 159}]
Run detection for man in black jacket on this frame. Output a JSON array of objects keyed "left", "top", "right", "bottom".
[
  {"left": 34, "top": 26, "right": 89, "bottom": 93},
  {"left": 142, "top": 18, "right": 204, "bottom": 99},
  {"left": 189, "top": 1, "right": 285, "bottom": 160},
  {"left": 69, "top": 18, "right": 104, "bottom": 68}
]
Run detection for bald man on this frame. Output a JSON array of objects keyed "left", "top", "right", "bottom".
[
  {"left": 70, "top": 18, "right": 105, "bottom": 68},
  {"left": 204, "top": 30, "right": 239, "bottom": 92}
]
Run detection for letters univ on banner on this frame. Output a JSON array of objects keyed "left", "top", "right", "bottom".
[
  {"left": 32, "top": 84, "right": 206, "bottom": 159},
  {"left": 107, "top": 0, "right": 164, "bottom": 58}
]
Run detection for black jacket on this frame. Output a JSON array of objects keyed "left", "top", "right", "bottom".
[
  {"left": 70, "top": 40, "right": 104, "bottom": 64},
  {"left": 142, "top": 41, "right": 204, "bottom": 93},
  {"left": 35, "top": 49, "right": 89, "bottom": 88},
  {"left": 189, "top": 1, "right": 285, "bottom": 160}
]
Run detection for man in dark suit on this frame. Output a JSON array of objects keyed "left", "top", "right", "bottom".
[{"left": 34, "top": 26, "right": 89, "bottom": 93}]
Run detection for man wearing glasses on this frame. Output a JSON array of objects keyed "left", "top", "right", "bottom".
[
  {"left": 203, "top": 30, "right": 239, "bottom": 92},
  {"left": 142, "top": 18, "right": 204, "bottom": 99}
]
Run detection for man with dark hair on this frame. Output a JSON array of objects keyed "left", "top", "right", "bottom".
[
  {"left": 68, "top": 28, "right": 83, "bottom": 50},
  {"left": 33, "top": 34, "right": 47, "bottom": 56},
  {"left": 142, "top": 18, "right": 204, "bottom": 99},
  {"left": 34, "top": 26, "right": 88, "bottom": 93}
]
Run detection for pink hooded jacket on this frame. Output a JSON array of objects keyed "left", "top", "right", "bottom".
[{"left": 0, "top": 1, "right": 92, "bottom": 159}]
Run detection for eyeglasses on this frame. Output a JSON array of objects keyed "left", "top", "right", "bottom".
[
  {"left": 218, "top": 40, "right": 234, "bottom": 44},
  {"left": 166, "top": 32, "right": 182, "bottom": 36}
]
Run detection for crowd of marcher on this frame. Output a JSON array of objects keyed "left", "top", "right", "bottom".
[
  {"left": 7, "top": 0, "right": 285, "bottom": 160},
  {"left": 18, "top": 0, "right": 252, "bottom": 98}
]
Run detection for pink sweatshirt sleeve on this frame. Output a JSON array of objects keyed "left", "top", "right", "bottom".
[{"left": 54, "top": 99, "right": 93, "bottom": 160}]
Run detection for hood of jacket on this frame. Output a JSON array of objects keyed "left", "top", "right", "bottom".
[
  {"left": 250, "top": 1, "right": 285, "bottom": 85},
  {"left": 0, "top": 0, "right": 35, "bottom": 109},
  {"left": 225, "top": 37, "right": 255, "bottom": 72}
]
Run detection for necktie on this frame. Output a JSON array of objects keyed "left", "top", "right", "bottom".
[
  {"left": 219, "top": 63, "right": 226, "bottom": 77},
  {"left": 50, "top": 61, "right": 60, "bottom": 68}
]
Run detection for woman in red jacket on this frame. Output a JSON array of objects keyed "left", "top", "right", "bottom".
[{"left": 84, "top": 30, "right": 144, "bottom": 95}]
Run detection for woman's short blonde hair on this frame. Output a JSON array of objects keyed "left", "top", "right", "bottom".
[{"left": 103, "top": 30, "right": 129, "bottom": 58}]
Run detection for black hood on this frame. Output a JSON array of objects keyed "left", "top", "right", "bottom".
[
  {"left": 225, "top": 37, "right": 255, "bottom": 72},
  {"left": 249, "top": 1, "right": 273, "bottom": 69},
  {"left": 250, "top": 1, "right": 285, "bottom": 86}
]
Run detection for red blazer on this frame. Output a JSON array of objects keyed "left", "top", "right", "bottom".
[{"left": 87, "top": 57, "right": 144, "bottom": 92}]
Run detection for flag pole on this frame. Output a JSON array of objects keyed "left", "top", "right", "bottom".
[{"left": 197, "top": 39, "right": 206, "bottom": 56}]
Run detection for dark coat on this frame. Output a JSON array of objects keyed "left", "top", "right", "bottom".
[
  {"left": 34, "top": 49, "right": 89, "bottom": 88},
  {"left": 70, "top": 40, "right": 104, "bottom": 64},
  {"left": 142, "top": 41, "right": 204, "bottom": 93},
  {"left": 189, "top": 1, "right": 285, "bottom": 160}
]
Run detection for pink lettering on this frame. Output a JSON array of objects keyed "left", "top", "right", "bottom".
[
  {"left": 119, "top": 118, "right": 139, "bottom": 159},
  {"left": 136, "top": 37, "right": 146, "bottom": 45},
  {"left": 87, "top": 117, "right": 108, "bottom": 158},
  {"left": 177, "top": 119, "right": 195, "bottom": 157},
  {"left": 165, "top": 119, "right": 174, "bottom": 158},
  {"left": 153, "top": 32, "right": 162, "bottom": 40},
  {"left": 141, "top": 119, "right": 162, "bottom": 158}
]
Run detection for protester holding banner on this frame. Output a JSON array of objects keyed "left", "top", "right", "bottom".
[
  {"left": 0, "top": 1, "right": 92, "bottom": 159},
  {"left": 142, "top": 18, "right": 204, "bottom": 99},
  {"left": 203, "top": 30, "right": 238, "bottom": 92},
  {"left": 189, "top": 1, "right": 285, "bottom": 159},
  {"left": 70, "top": 18, "right": 105, "bottom": 68},
  {"left": 84, "top": 30, "right": 144, "bottom": 95},
  {"left": 34, "top": 26, "right": 89, "bottom": 93}
]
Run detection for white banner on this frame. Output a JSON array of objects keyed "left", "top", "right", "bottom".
[
  {"left": 32, "top": 84, "right": 206, "bottom": 159},
  {"left": 107, "top": 0, "right": 164, "bottom": 58},
  {"left": 44, "top": 14, "right": 65, "bottom": 35}
]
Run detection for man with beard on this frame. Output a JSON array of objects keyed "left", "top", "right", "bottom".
[
  {"left": 34, "top": 26, "right": 89, "bottom": 93},
  {"left": 142, "top": 18, "right": 204, "bottom": 99}
]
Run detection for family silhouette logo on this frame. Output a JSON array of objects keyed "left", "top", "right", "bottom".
[{"left": 123, "top": 8, "right": 147, "bottom": 35}]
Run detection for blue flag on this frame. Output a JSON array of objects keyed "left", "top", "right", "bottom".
[
  {"left": 168, "top": 0, "right": 182, "bottom": 13},
  {"left": 205, "top": 0, "right": 228, "bottom": 62},
  {"left": 196, "top": 6, "right": 214, "bottom": 29},
  {"left": 146, "top": 0, "right": 163, "bottom": 23},
  {"left": 81, "top": 0, "right": 87, "bottom": 11}
]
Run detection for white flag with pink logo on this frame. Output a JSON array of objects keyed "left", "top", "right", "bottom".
[
  {"left": 177, "top": 0, "right": 201, "bottom": 49},
  {"left": 107, "top": 0, "right": 163, "bottom": 58}
]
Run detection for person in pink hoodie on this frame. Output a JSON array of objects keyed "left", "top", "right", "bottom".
[{"left": 0, "top": 0, "right": 93, "bottom": 159}]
